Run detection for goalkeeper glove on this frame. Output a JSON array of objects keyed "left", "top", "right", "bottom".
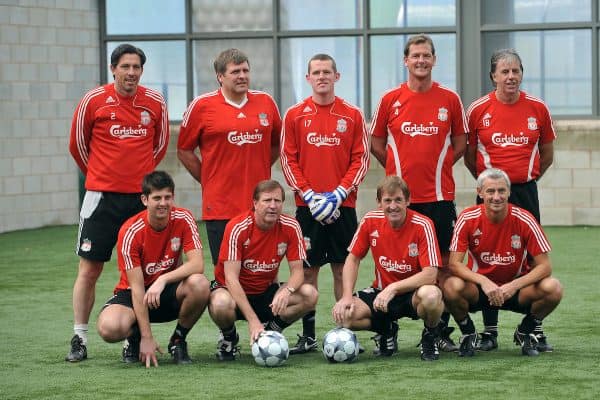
[{"left": 325, "top": 186, "right": 348, "bottom": 210}]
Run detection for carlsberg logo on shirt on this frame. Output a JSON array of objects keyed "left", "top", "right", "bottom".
[
  {"left": 306, "top": 132, "right": 341, "bottom": 147},
  {"left": 228, "top": 130, "right": 263, "bottom": 146},
  {"left": 400, "top": 121, "right": 439, "bottom": 137},
  {"left": 491, "top": 132, "right": 529, "bottom": 147},
  {"left": 109, "top": 125, "right": 148, "bottom": 139}
]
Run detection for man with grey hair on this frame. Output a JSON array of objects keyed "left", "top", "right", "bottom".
[
  {"left": 178, "top": 48, "right": 281, "bottom": 267},
  {"left": 465, "top": 48, "right": 556, "bottom": 352},
  {"left": 444, "top": 168, "right": 562, "bottom": 357}
]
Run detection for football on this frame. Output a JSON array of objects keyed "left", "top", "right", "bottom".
[
  {"left": 322, "top": 327, "right": 359, "bottom": 363},
  {"left": 251, "top": 330, "right": 289, "bottom": 367}
]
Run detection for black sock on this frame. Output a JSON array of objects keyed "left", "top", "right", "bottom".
[
  {"left": 267, "top": 316, "right": 291, "bottom": 332},
  {"left": 482, "top": 308, "right": 499, "bottom": 335},
  {"left": 439, "top": 311, "right": 451, "bottom": 329},
  {"left": 303, "top": 311, "right": 316, "bottom": 338},
  {"left": 533, "top": 320, "right": 544, "bottom": 334},
  {"left": 171, "top": 323, "right": 191, "bottom": 343},
  {"left": 128, "top": 324, "right": 141, "bottom": 341},
  {"left": 457, "top": 316, "right": 476, "bottom": 335},
  {"left": 519, "top": 314, "right": 541, "bottom": 335},
  {"left": 222, "top": 325, "right": 237, "bottom": 340}
]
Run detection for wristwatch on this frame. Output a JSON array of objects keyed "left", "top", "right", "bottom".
[{"left": 286, "top": 286, "right": 296, "bottom": 294}]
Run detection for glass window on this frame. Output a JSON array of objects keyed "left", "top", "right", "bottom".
[
  {"left": 482, "top": 30, "right": 592, "bottom": 115},
  {"left": 192, "top": 0, "right": 273, "bottom": 32},
  {"left": 370, "top": 34, "right": 456, "bottom": 115},
  {"left": 370, "top": 0, "right": 455, "bottom": 28},
  {"left": 192, "top": 39, "right": 274, "bottom": 98},
  {"left": 279, "top": 37, "right": 363, "bottom": 112},
  {"left": 107, "top": 41, "right": 187, "bottom": 119},
  {"left": 105, "top": 0, "right": 185, "bottom": 34},
  {"left": 280, "top": 0, "right": 362, "bottom": 30},
  {"left": 482, "top": 0, "right": 591, "bottom": 24}
]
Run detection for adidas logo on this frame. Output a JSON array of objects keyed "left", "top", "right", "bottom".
[
  {"left": 392, "top": 100, "right": 401, "bottom": 107},
  {"left": 303, "top": 106, "right": 312, "bottom": 113},
  {"left": 473, "top": 228, "right": 482, "bottom": 236},
  {"left": 483, "top": 113, "right": 491, "bottom": 120},
  {"left": 237, "top": 112, "right": 246, "bottom": 119},
  {"left": 106, "top": 96, "right": 115, "bottom": 104},
  {"left": 370, "top": 230, "right": 379, "bottom": 238},
  {"left": 243, "top": 238, "right": 250, "bottom": 247}
]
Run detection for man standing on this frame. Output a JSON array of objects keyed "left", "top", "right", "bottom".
[
  {"left": 208, "top": 180, "right": 318, "bottom": 360},
  {"left": 465, "top": 49, "right": 556, "bottom": 351},
  {"left": 280, "top": 54, "right": 369, "bottom": 354},
  {"left": 444, "top": 168, "right": 562, "bottom": 357},
  {"left": 96, "top": 171, "right": 210, "bottom": 367},
  {"left": 332, "top": 176, "right": 444, "bottom": 361},
  {"left": 370, "top": 34, "right": 467, "bottom": 351},
  {"left": 177, "top": 48, "right": 281, "bottom": 266},
  {"left": 67, "top": 44, "right": 169, "bottom": 362}
]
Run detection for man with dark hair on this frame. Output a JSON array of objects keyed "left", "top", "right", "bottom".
[
  {"left": 208, "top": 180, "right": 318, "bottom": 361},
  {"left": 444, "top": 168, "right": 562, "bottom": 357},
  {"left": 332, "top": 175, "right": 444, "bottom": 361},
  {"left": 370, "top": 33, "right": 467, "bottom": 352},
  {"left": 178, "top": 48, "right": 281, "bottom": 268},
  {"left": 67, "top": 43, "right": 169, "bottom": 362},
  {"left": 97, "top": 171, "right": 210, "bottom": 367},
  {"left": 281, "top": 53, "right": 369, "bottom": 354}
]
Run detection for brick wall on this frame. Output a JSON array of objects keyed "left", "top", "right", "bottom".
[
  {"left": 0, "top": 0, "right": 99, "bottom": 233},
  {"left": 1, "top": 2, "right": 598, "bottom": 233}
]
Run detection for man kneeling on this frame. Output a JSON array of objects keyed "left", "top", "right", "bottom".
[
  {"left": 444, "top": 168, "right": 563, "bottom": 357},
  {"left": 332, "top": 176, "right": 444, "bottom": 361},
  {"left": 97, "top": 171, "right": 210, "bottom": 367},
  {"left": 209, "top": 180, "right": 318, "bottom": 361}
]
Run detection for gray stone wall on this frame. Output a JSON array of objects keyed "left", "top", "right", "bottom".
[
  {"left": 0, "top": 0, "right": 99, "bottom": 233},
  {"left": 164, "top": 120, "right": 600, "bottom": 227}
]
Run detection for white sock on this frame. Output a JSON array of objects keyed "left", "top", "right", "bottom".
[{"left": 74, "top": 324, "right": 89, "bottom": 345}]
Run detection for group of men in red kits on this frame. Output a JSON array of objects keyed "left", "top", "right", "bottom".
[{"left": 65, "top": 34, "right": 562, "bottom": 367}]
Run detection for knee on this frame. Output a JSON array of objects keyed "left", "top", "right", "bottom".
[
  {"left": 417, "top": 285, "right": 443, "bottom": 310},
  {"left": 299, "top": 283, "right": 318, "bottom": 309},
  {"left": 77, "top": 259, "right": 103, "bottom": 283},
  {"left": 96, "top": 313, "right": 122, "bottom": 343},
  {"left": 541, "top": 277, "right": 563, "bottom": 302},
  {"left": 442, "top": 276, "right": 464, "bottom": 300},
  {"left": 185, "top": 274, "right": 210, "bottom": 297},
  {"left": 209, "top": 290, "right": 235, "bottom": 314}
]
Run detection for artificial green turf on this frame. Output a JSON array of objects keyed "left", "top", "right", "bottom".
[{"left": 0, "top": 225, "right": 598, "bottom": 399}]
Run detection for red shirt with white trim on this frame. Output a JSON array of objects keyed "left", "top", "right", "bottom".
[
  {"left": 450, "top": 204, "right": 551, "bottom": 285},
  {"left": 348, "top": 209, "right": 442, "bottom": 289},
  {"left": 466, "top": 91, "right": 556, "bottom": 183},
  {"left": 115, "top": 206, "right": 202, "bottom": 292},
  {"left": 214, "top": 211, "right": 306, "bottom": 295},
  {"left": 177, "top": 89, "right": 281, "bottom": 220},
  {"left": 370, "top": 82, "right": 468, "bottom": 203},
  {"left": 280, "top": 96, "right": 370, "bottom": 207},
  {"left": 69, "top": 83, "right": 169, "bottom": 193}
]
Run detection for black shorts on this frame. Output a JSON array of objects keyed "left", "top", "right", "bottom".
[
  {"left": 296, "top": 206, "right": 358, "bottom": 267},
  {"left": 77, "top": 191, "right": 145, "bottom": 262},
  {"left": 205, "top": 220, "right": 229, "bottom": 266},
  {"left": 476, "top": 180, "right": 540, "bottom": 223},
  {"left": 469, "top": 285, "right": 531, "bottom": 315},
  {"left": 357, "top": 287, "right": 418, "bottom": 334},
  {"left": 211, "top": 281, "right": 280, "bottom": 323},
  {"left": 408, "top": 201, "right": 456, "bottom": 253},
  {"left": 102, "top": 282, "right": 181, "bottom": 323}
]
